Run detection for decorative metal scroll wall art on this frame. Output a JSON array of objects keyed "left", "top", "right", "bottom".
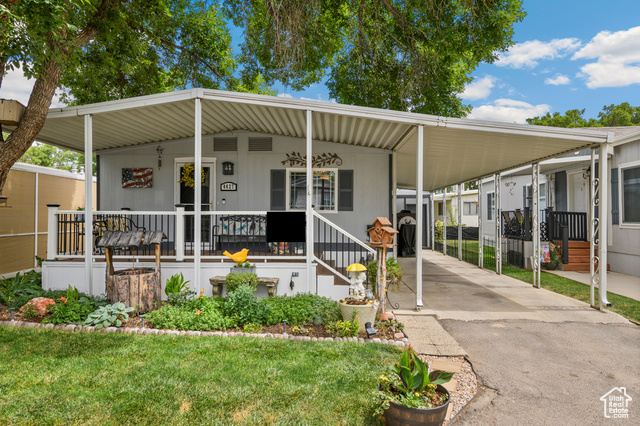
[{"left": 281, "top": 152, "right": 343, "bottom": 167}]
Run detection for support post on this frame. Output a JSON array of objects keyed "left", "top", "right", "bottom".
[
  {"left": 532, "top": 162, "right": 540, "bottom": 288},
  {"left": 306, "top": 110, "right": 314, "bottom": 293},
  {"left": 478, "top": 180, "right": 483, "bottom": 268},
  {"left": 415, "top": 125, "right": 424, "bottom": 310},
  {"left": 175, "top": 205, "right": 185, "bottom": 262},
  {"left": 495, "top": 174, "right": 502, "bottom": 275},
  {"left": 46, "top": 204, "right": 60, "bottom": 260},
  {"left": 589, "top": 148, "right": 599, "bottom": 307},
  {"left": 392, "top": 151, "right": 398, "bottom": 257},
  {"left": 458, "top": 183, "right": 462, "bottom": 261},
  {"left": 599, "top": 143, "right": 611, "bottom": 308},
  {"left": 430, "top": 194, "right": 435, "bottom": 251},
  {"left": 194, "top": 98, "right": 202, "bottom": 293},
  {"left": 84, "top": 114, "right": 93, "bottom": 295},
  {"left": 442, "top": 190, "right": 447, "bottom": 255}
]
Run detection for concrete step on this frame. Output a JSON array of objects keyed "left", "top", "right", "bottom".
[{"left": 563, "top": 263, "right": 610, "bottom": 272}]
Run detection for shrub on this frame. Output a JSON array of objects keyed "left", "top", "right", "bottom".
[
  {"left": 262, "top": 293, "right": 340, "bottom": 326},
  {"left": 367, "top": 257, "right": 403, "bottom": 291},
  {"left": 326, "top": 313, "right": 360, "bottom": 338},
  {"left": 145, "top": 296, "right": 236, "bottom": 331},
  {"left": 0, "top": 271, "right": 42, "bottom": 308},
  {"left": 225, "top": 272, "right": 259, "bottom": 293},
  {"left": 45, "top": 298, "right": 95, "bottom": 325},
  {"left": 223, "top": 284, "right": 268, "bottom": 326},
  {"left": 84, "top": 303, "right": 134, "bottom": 329}
]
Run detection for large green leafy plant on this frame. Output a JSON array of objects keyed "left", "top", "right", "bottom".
[
  {"left": 84, "top": 303, "right": 134, "bottom": 330},
  {"left": 0, "top": 271, "right": 42, "bottom": 309},
  {"left": 378, "top": 349, "right": 453, "bottom": 412},
  {"left": 165, "top": 273, "right": 195, "bottom": 305}
]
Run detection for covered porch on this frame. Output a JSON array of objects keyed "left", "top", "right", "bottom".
[{"left": 28, "top": 88, "right": 613, "bottom": 308}]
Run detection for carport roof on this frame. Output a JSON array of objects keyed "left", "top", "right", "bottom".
[{"left": 20, "top": 88, "right": 612, "bottom": 191}]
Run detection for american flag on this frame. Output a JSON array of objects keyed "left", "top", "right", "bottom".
[{"left": 122, "top": 168, "right": 153, "bottom": 188}]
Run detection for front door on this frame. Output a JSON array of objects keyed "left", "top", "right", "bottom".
[{"left": 175, "top": 160, "right": 216, "bottom": 247}]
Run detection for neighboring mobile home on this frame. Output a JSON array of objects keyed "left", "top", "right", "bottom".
[{"left": 6, "top": 89, "right": 617, "bottom": 309}]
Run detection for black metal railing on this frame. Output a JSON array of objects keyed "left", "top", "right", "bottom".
[
  {"left": 547, "top": 211, "right": 588, "bottom": 241},
  {"left": 199, "top": 214, "right": 305, "bottom": 257},
  {"left": 56, "top": 212, "right": 176, "bottom": 257},
  {"left": 314, "top": 214, "right": 374, "bottom": 278},
  {"left": 482, "top": 237, "right": 497, "bottom": 272}
]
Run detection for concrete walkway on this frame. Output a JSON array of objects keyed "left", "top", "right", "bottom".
[
  {"left": 390, "top": 251, "right": 639, "bottom": 425},
  {"left": 547, "top": 269, "right": 640, "bottom": 301}
]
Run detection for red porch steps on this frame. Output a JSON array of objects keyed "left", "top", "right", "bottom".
[{"left": 555, "top": 241, "right": 610, "bottom": 272}]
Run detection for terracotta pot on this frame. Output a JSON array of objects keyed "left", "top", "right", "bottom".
[
  {"left": 384, "top": 385, "right": 450, "bottom": 426},
  {"left": 338, "top": 300, "right": 378, "bottom": 332},
  {"left": 380, "top": 312, "right": 395, "bottom": 322}
]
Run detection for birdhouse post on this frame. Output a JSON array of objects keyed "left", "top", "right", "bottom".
[{"left": 367, "top": 217, "right": 398, "bottom": 313}]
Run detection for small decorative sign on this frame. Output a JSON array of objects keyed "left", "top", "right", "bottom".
[
  {"left": 122, "top": 168, "right": 152, "bottom": 188},
  {"left": 220, "top": 181, "right": 237, "bottom": 191}
]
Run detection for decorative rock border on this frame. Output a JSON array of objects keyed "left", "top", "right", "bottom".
[{"left": 0, "top": 320, "right": 410, "bottom": 348}]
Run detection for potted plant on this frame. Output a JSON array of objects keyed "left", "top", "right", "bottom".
[
  {"left": 543, "top": 244, "right": 561, "bottom": 270},
  {"left": 378, "top": 349, "right": 454, "bottom": 426}
]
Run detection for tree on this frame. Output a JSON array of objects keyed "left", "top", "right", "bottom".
[
  {"left": 19, "top": 142, "right": 96, "bottom": 174},
  {"left": 527, "top": 103, "right": 640, "bottom": 128},
  {"left": 0, "top": 0, "right": 269, "bottom": 194},
  {"left": 231, "top": 0, "right": 525, "bottom": 116},
  {"left": 0, "top": 0, "right": 525, "bottom": 195}
]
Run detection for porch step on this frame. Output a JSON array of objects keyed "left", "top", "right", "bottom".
[
  {"left": 563, "top": 263, "right": 610, "bottom": 272},
  {"left": 568, "top": 255, "right": 591, "bottom": 263}
]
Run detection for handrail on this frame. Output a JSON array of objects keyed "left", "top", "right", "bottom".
[{"left": 313, "top": 211, "right": 375, "bottom": 254}]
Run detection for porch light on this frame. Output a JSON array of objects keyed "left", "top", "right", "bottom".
[
  {"left": 222, "top": 161, "right": 234, "bottom": 175},
  {"left": 583, "top": 167, "right": 591, "bottom": 180},
  {"left": 156, "top": 146, "right": 163, "bottom": 170}
]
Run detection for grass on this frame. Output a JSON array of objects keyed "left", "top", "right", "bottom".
[
  {"left": 0, "top": 327, "right": 398, "bottom": 425},
  {"left": 501, "top": 264, "right": 640, "bottom": 324}
]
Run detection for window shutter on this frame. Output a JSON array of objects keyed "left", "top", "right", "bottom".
[
  {"left": 338, "top": 170, "right": 354, "bottom": 211},
  {"left": 611, "top": 167, "right": 619, "bottom": 225},
  {"left": 270, "top": 170, "right": 286, "bottom": 210}
]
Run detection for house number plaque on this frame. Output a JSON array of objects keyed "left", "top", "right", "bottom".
[{"left": 220, "top": 182, "right": 237, "bottom": 191}]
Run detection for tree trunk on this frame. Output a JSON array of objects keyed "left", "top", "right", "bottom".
[{"left": 0, "top": 59, "right": 62, "bottom": 194}]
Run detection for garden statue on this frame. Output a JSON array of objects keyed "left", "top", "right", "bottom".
[{"left": 347, "top": 263, "right": 367, "bottom": 301}]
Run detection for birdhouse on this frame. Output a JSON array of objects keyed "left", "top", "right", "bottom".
[{"left": 367, "top": 217, "right": 398, "bottom": 247}]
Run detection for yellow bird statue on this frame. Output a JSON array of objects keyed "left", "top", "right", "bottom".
[{"left": 223, "top": 248, "right": 249, "bottom": 264}]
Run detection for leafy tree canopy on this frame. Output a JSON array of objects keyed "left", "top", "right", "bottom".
[
  {"left": 230, "top": 0, "right": 526, "bottom": 116},
  {"left": 526, "top": 103, "right": 640, "bottom": 128},
  {"left": 19, "top": 143, "right": 95, "bottom": 174}
]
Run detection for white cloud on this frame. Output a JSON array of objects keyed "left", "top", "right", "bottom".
[
  {"left": 545, "top": 74, "right": 571, "bottom": 85},
  {"left": 277, "top": 93, "right": 293, "bottom": 98},
  {"left": 460, "top": 75, "right": 497, "bottom": 100},
  {"left": 0, "top": 68, "right": 64, "bottom": 107},
  {"left": 496, "top": 38, "right": 582, "bottom": 69},
  {"left": 572, "top": 26, "right": 640, "bottom": 88},
  {"left": 466, "top": 99, "right": 551, "bottom": 124}
]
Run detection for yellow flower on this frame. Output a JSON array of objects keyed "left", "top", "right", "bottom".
[
  {"left": 379, "top": 375, "right": 389, "bottom": 382},
  {"left": 415, "top": 392, "right": 420, "bottom": 397}
]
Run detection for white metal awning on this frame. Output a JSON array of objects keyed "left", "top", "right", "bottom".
[{"left": 15, "top": 88, "right": 612, "bottom": 191}]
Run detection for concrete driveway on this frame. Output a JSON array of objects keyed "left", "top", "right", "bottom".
[{"left": 391, "top": 251, "right": 639, "bottom": 425}]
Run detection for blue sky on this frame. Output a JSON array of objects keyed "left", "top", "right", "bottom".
[
  {"left": 3, "top": 1, "right": 639, "bottom": 125},
  {"left": 275, "top": 0, "right": 640, "bottom": 123}
]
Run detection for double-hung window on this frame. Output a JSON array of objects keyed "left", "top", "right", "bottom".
[
  {"left": 621, "top": 162, "right": 640, "bottom": 225},
  {"left": 487, "top": 192, "right": 495, "bottom": 220},
  {"left": 287, "top": 168, "right": 337, "bottom": 213},
  {"left": 463, "top": 201, "right": 477, "bottom": 215}
]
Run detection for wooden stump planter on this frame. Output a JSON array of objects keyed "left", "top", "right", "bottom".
[
  {"left": 98, "top": 230, "right": 165, "bottom": 314},
  {"left": 105, "top": 268, "right": 161, "bottom": 314}
]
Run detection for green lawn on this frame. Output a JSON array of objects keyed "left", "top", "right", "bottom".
[
  {"left": 0, "top": 327, "right": 398, "bottom": 425},
  {"left": 501, "top": 265, "right": 640, "bottom": 324}
]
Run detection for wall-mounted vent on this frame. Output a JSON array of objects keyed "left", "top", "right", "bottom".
[
  {"left": 214, "top": 137, "right": 237, "bottom": 152},
  {"left": 249, "top": 137, "right": 273, "bottom": 152}
]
